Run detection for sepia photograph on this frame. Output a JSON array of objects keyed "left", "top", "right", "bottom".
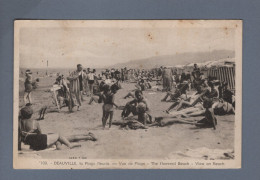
[{"left": 13, "top": 20, "right": 242, "bottom": 169}]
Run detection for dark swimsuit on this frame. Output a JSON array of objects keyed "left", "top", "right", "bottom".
[
  {"left": 24, "top": 131, "right": 47, "bottom": 150},
  {"left": 21, "top": 122, "right": 47, "bottom": 151},
  {"left": 24, "top": 78, "right": 33, "bottom": 93}
]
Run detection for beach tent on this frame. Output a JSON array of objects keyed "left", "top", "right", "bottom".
[
  {"left": 206, "top": 58, "right": 235, "bottom": 91},
  {"left": 207, "top": 65, "right": 235, "bottom": 91}
]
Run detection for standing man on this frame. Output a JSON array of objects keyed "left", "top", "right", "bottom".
[
  {"left": 115, "top": 69, "right": 121, "bottom": 81},
  {"left": 192, "top": 63, "right": 200, "bottom": 79},
  {"left": 162, "top": 67, "right": 173, "bottom": 91},
  {"left": 111, "top": 68, "right": 115, "bottom": 79},
  {"left": 83, "top": 69, "right": 88, "bottom": 96},
  {"left": 67, "top": 64, "right": 84, "bottom": 111},
  {"left": 24, "top": 69, "right": 33, "bottom": 105},
  {"left": 87, "top": 69, "right": 95, "bottom": 97},
  {"left": 124, "top": 67, "right": 128, "bottom": 82}
]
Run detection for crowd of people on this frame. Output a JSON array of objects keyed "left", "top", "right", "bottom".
[{"left": 19, "top": 63, "right": 235, "bottom": 151}]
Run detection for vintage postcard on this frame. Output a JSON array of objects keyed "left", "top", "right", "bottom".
[{"left": 13, "top": 20, "right": 242, "bottom": 169}]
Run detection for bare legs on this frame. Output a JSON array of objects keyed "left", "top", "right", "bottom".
[
  {"left": 89, "top": 96, "right": 99, "bottom": 104},
  {"left": 66, "top": 133, "right": 97, "bottom": 142},
  {"left": 175, "top": 98, "right": 200, "bottom": 111},
  {"left": 89, "top": 84, "right": 94, "bottom": 97},
  {"left": 102, "top": 111, "right": 113, "bottom": 129},
  {"left": 166, "top": 102, "right": 179, "bottom": 113},
  {"left": 38, "top": 106, "right": 47, "bottom": 120},
  {"left": 109, "top": 112, "right": 113, "bottom": 128},
  {"left": 47, "top": 133, "right": 81, "bottom": 149},
  {"left": 24, "top": 92, "right": 32, "bottom": 105},
  {"left": 47, "top": 133, "right": 97, "bottom": 150},
  {"left": 58, "top": 136, "right": 81, "bottom": 148},
  {"left": 167, "top": 105, "right": 204, "bottom": 117},
  {"left": 161, "top": 92, "right": 171, "bottom": 101}
]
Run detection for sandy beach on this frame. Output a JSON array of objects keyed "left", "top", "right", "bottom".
[{"left": 18, "top": 75, "right": 234, "bottom": 160}]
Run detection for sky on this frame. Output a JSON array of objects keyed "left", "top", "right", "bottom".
[{"left": 19, "top": 24, "right": 235, "bottom": 69}]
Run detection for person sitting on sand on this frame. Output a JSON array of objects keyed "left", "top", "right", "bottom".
[
  {"left": 121, "top": 90, "right": 152, "bottom": 125},
  {"left": 100, "top": 84, "right": 119, "bottom": 129},
  {"left": 193, "top": 81, "right": 220, "bottom": 130},
  {"left": 123, "top": 81, "right": 143, "bottom": 99},
  {"left": 213, "top": 100, "right": 235, "bottom": 115},
  {"left": 18, "top": 105, "right": 97, "bottom": 151},
  {"left": 193, "top": 71, "right": 207, "bottom": 90},
  {"left": 196, "top": 97, "right": 217, "bottom": 130},
  {"left": 136, "top": 77, "right": 146, "bottom": 91},
  {"left": 220, "top": 82, "right": 235, "bottom": 108},
  {"left": 144, "top": 79, "right": 152, "bottom": 89}
]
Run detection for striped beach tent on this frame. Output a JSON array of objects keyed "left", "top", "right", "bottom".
[{"left": 208, "top": 66, "right": 235, "bottom": 91}]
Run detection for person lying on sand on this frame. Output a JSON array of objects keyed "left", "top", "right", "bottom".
[
  {"left": 153, "top": 104, "right": 217, "bottom": 130},
  {"left": 161, "top": 81, "right": 189, "bottom": 102},
  {"left": 19, "top": 105, "right": 97, "bottom": 151},
  {"left": 174, "top": 79, "right": 218, "bottom": 111},
  {"left": 112, "top": 119, "right": 148, "bottom": 130},
  {"left": 166, "top": 104, "right": 205, "bottom": 118},
  {"left": 121, "top": 90, "right": 152, "bottom": 125},
  {"left": 219, "top": 81, "right": 235, "bottom": 108},
  {"left": 165, "top": 85, "right": 208, "bottom": 113},
  {"left": 152, "top": 116, "right": 198, "bottom": 127},
  {"left": 166, "top": 99, "right": 235, "bottom": 118}
]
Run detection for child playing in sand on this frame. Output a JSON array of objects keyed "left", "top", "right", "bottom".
[{"left": 100, "top": 84, "right": 119, "bottom": 129}]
